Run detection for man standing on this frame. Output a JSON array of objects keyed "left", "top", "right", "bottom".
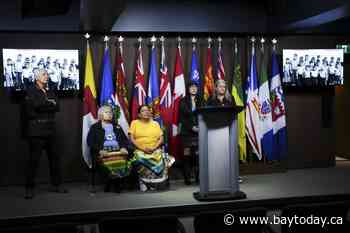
[{"left": 24, "top": 68, "right": 68, "bottom": 199}]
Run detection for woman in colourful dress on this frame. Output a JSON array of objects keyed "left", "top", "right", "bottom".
[{"left": 129, "top": 105, "right": 173, "bottom": 191}]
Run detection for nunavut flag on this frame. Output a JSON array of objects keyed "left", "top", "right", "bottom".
[{"left": 82, "top": 40, "right": 98, "bottom": 168}]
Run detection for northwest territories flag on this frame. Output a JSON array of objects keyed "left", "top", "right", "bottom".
[
  {"left": 270, "top": 50, "right": 287, "bottom": 160},
  {"left": 259, "top": 45, "right": 273, "bottom": 160}
]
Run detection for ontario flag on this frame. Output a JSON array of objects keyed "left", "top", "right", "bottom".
[
  {"left": 146, "top": 43, "right": 161, "bottom": 124},
  {"left": 246, "top": 43, "right": 262, "bottom": 160},
  {"left": 270, "top": 49, "right": 287, "bottom": 160},
  {"left": 170, "top": 44, "right": 186, "bottom": 160},
  {"left": 159, "top": 40, "right": 172, "bottom": 127},
  {"left": 204, "top": 46, "right": 214, "bottom": 101},
  {"left": 82, "top": 40, "right": 98, "bottom": 168},
  {"left": 217, "top": 43, "right": 225, "bottom": 80},
  {"left": 131, "top": 43, "right": 146, "bottom": 121},
  {"left": 115, "top": 43, "right": 130, "bottom": 123}
]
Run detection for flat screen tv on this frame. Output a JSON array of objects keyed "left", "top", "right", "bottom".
[
  {"left": 282, "top": 49, "right": 344, "bottom": 87},
  {"left": 2, "top": 48, "right": 79, "bottom": 91}
]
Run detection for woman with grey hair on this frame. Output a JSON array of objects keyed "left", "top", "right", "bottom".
[
  {"left": 206, "top": 79, "right": 235, "bottom": 107},
  {"left": 24, "top": 68, "right": 67, "bottom": 199},
  {"left": 87, "top": 105, "right": 133, "bottom": 193}
]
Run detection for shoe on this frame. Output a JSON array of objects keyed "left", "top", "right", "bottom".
[
  {"left": 48, "top": 185, "right": 68, "bottom": 193},
  {"left": 24, "top": 188, "right": 34, "bottom": 199},
  {"left": 139, "top": 181, "right": 147, "bottom": 192},
  {"left": 89, "top": 185, "right": 97, "bottom": 193}
]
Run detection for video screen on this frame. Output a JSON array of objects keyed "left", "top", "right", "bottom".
[
  {"left": 2, "top": 49, "right": 79, "bottom": 91},
  {"left": 282, "top": 49, "right": 344, "bottom": 87}
]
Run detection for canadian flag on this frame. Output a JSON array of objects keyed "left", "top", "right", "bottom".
[{"left": 170, "top": 44, "right": 186, "bottom": 160}]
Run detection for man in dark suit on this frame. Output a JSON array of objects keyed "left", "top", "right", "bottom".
[{"left": 24, "top": 68, "right": 68, "bottom": 199}]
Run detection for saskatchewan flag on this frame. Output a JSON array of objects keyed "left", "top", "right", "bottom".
[{"left": 231, "top": 42, "right": 246, "bottom": 162}]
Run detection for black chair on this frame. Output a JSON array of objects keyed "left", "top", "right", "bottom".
[
  {"left": 281, "top": 201, "right": 350, "bottom": 233},
  {"left": 194, "top": 207, "right": 268, "bottom": 233},
  {"left": 99, "top": 216, "right": 186, "bottom": 233}
]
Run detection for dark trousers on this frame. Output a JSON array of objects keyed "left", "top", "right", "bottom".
[
  {"left": 183, "top": 143, "right": 199, "bottom": 183},
  {"left": 26, "top": 137, "right": 62, "bottom": 188}
]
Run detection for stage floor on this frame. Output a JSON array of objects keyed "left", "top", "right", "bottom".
[{"left": 1, "top": 162, "right": 350, "bottom": 229}]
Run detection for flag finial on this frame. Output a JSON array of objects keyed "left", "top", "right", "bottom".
[
  {"left": 151, "top": 35, "right": 157, "bottom": 43},
  {"left": 260, "top": 37, "right": 265, "bottom": 44},
  {"left": 192, "top": 37, "right": 197, "bottom": 43},
  {"left": 272, "top": 38, "right": 277, "bottom": 50},
  {"left": 118, "top": 36, "right": 124, "bottom": 43},
  {"left": 104, "top": 35, "right": 110, "bottom": 42},
  {"left": 160, "top": 36, "right": 165, "bottom": 43},
  {"left": 84, "top": 33, "right": 90, "bottom": 39},
  {"left": 251, "top": 37, "right": 256, "bottom": 43},
  {"left": 208, "top": 37, "right": 212, "bottom": 48},
  {"left": 138, "top": 37, "right": 143, "bottom": 43}
]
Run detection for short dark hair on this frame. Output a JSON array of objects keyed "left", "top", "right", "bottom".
[{"left": 138, "top": 104, "right": 150, "bottom": 114}]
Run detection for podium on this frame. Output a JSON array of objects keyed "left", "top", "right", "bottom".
[{"left": 193, "top": 106, "right": 247, "bottom": 201}]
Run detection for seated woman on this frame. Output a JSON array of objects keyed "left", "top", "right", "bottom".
[
  {"left": 129, "top": 105, "right": 173, "bottom": 192},
  {"left": 87, "top": 105, "right": 133, "bottom": 193}
]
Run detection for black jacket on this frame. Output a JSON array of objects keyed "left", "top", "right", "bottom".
[
  {"left": 24, "top": 85, "right": 59, "bottom": 137},
  {"left": 179, "top": 96, "right": 203, "bottom": 137},
  {"left": 205, "top": 96, "right": 234, "bottom": 107},
  {"left": 87, "top": 121, "right": 134, "bottom": 162}
]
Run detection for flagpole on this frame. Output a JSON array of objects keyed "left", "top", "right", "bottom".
[
  {"left": 104, "top": 35, "right": 109, "bottom": 50},
  {"left": 118, "top": 35, "right": 124, "bottom": 55},
  {"left": 272, "top": 38, "right": 277, "bottom": 51},
  {"left": 208, "top": 36, "right": 212, "bottom": 49},
  {"left": 260, "top": 37, "right": 267, "bottom": 165}
]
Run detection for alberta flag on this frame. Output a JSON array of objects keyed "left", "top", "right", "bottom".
[
  {"left": 270, "top": 50, "right": 287, "bottom": 160},
  {"left": 259, "top": 46, "right": 273, "bottom": 161},
  {"left": 147, "top": 44, "right": 161, "bottom": 124},
  {"left": 190, "top": 45, "right": 200, "bottom": 86},
  {"left": 245, "top": 44, "right": 262, "bottom": 160}
]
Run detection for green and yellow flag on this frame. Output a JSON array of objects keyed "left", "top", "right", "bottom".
[{"left": 232, "top": 41, "right": 246, "bottom": 162}]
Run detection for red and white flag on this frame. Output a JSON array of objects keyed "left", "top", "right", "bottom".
[{"left": 170, "top": 44, "right": 186, "bottom": 160}]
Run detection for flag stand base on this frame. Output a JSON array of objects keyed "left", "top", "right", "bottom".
[{"left": 193, "top": 190, "right": 246, "bottom": 201}]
